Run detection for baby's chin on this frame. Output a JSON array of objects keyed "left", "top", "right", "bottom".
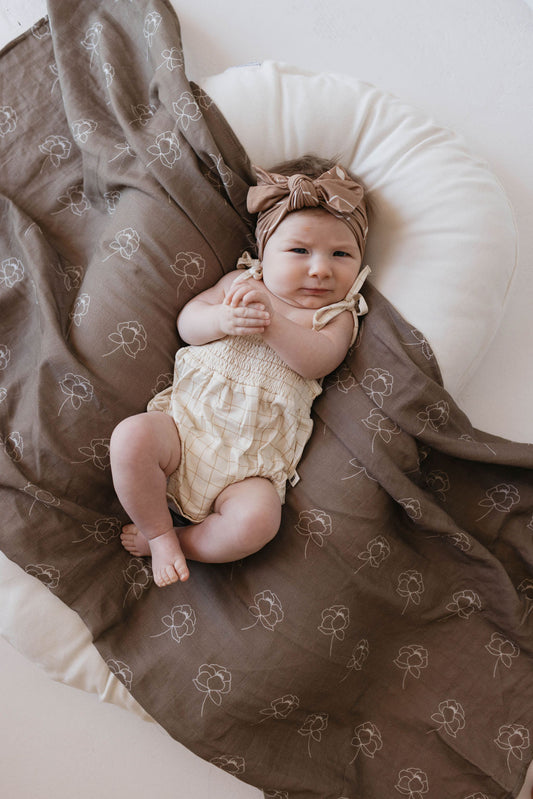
[{"left": 296, "top": 289, "right": 344, "bottom": 308}]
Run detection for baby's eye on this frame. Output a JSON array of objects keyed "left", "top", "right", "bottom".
[
  {"left": 333, "top": 251, "right": 350, "bottom": 258},
  {"left": 291, "top": 247, "right": 308, "bottom": 254}
]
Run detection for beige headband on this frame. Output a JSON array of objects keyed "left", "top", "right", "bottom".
[{"left": 247, "top": 164, "right": 368, "bottom": 259}]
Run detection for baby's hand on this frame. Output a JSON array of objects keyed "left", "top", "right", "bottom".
[
  {"left": 224, "top": 281, "right": 274, "bottom": 317},
  {"left": 219, "top": 284, "right": 271, "bottom": 336}
]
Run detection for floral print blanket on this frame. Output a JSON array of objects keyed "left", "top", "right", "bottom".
[{"left": 1, "top": 2, "right": 533, "bottom": 798}]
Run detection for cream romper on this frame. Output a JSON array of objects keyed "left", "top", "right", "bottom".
[{"left": 147, "top": 263, "right": 370, "bottom": 523}]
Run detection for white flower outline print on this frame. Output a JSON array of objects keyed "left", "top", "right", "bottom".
[
  {"left": 73, "top": 515, "right": 121, "bottom": 545},
  {"left": 341, "top": 638, "right": 370, "bottom": 682},
  {"left": 103, "top": 62, "right": 115, "bottom": 88},
  {"left": 0, "top": 344, "right": 11, "bottom": 370},
  {"left": 68, "top": 292, "right": 90, "bottom": 329},
  {"left": 0, "top": 104, "right": 17, "bottom": 137},
  {"left": 518, "top": 578, "right": 533, "bottom": 617},
  {"left": 425, "top": 469, "right": 450, "bottom": 502},
  {"left": 72, "top": 437, "right": 110, "bottom": 470},
  {"left": 428, "top": 699, "right": 466, "bottom": 738},
  {"left": 257, "top": 694, "right": 300, "bottom": 724},
  {"left": 477, "top": 483, "right": 520, "bottom": 521},
  {"left": 169, "top": 251, "right": 206, "bottom": 290},
  {"left": 395, "top": 767, "right": 429, "bottom": 797},
  {"left": 485, "top": 632, "right": 520, "bottom": 678},
  {"left": 103, "top": 320, "right": 148, "bottom": 359},
  {"left": 1, "top": 430, "right": 23, "bottom": 462},
  {"left": 57, "top": 372, "right": 94, "bottom": 415},
  {"left": 103, "top": 227, "right": 140, "bottom": 261},
  {"left": 39, "top": 134, "right": 72, "bottom": 171},
  {"left": 107, "top": 658, "right": 133, "bottom": 690},
  {"left": 242, "top": 590, "right": 284, "bottom": 631},
  {"left": 23, "top": 483, "right": 61, "bottom": 516},
  {"left": 350, "top": 721, "right": 383, "bottom": 762},
  {"left": 443, "top": 589, "right": 482, "bottom": 621},
  {"left": 416, "top": 400, "right": 449, "bottom": 435},
  {"left": 494, "top": 723, "right": 530, "bottom": 772},
  {"left": 193, "top": 663, "right": 232, "bottom": 716},
  {"left": 130, "top": 103, "right": 156, "bottom": 126},
  {"left": 295, "top": 508, "right": 333, "bottom": 558},
  {"left": 123, "top": 558, "right": 152, "bottom": 605},
  {"left": 51, "top": 184, "right": 91, "bottom": 216},
  {"left": 71, "top": 118, "right": 97, "bottom": 144},
  {"left": 157, "top": 47, "right": 184, "bottom": 72},
  {"left": 399, "top": 497, "right": 422, "bottom": 521},
  {"left": 354, "top": 535, "right": 391, "bottom": 575},
  {"left": 25, "top": 563, "right": 60, "bottom": 589},
  {"left": 396, "top": 570, "right": 425, "bottom": 615},
  {"left": 360, "top": 367, "right": 393, "bottom": 408},
  {"left": 80, "top": 22, "right": 103, "bottom": 66},
  {"left": 209, "top": 755, "right": 245, "bottom": 776},
  {"left": 104, "top": 190, "right": 121, "bottom": 214},
  {"left": 0, "top": 256, "right": 24, "bottom": 287},
  {"left": 144, "top": 11, "right": 162, "bottom": 48},
  {"left": 297, "top": 712, "right": 329, "bottom": 759},
  {"left": 327, "top": 363, "right": 357, "bottom": 394},
  {"left": 173, "top": 91, "right": 201, "bottom": 130},
  {"left": 318, "top": 604, "right": 350, "bottom": 656},
  {"left": 361, "top": 408, "right": 401, "bottom": 453},
  {"left": 147, "top": 130, "right": 181, "bottom": 168},
  {"left": 402, "top": 328, "right": 434, "bottom": 360},
  {"left": 342, "top": 457, "right": 377, "bottom": 482},
  {"left": 152, "top": 604, "right": 197, "bottom": 644},
  {"left": 56, "top": 262, "right": 84, "bottom": 291},
  {"left": 394, "top": 644, "right": 429, "bottom": 689}
]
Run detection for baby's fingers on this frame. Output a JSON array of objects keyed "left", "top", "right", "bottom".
[
  {"left": 224, "top": 282, "right": 251, "bottom": 306},
  {"left": 235, "top": 305, "right": 269, "bottom": 323},
  {"left": 230, "top": 305, "right": 270, "bottom": 335}
]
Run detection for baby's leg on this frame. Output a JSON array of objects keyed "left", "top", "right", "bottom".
[
  {"left": 110, "top": 411, "right": 189, "bottom": 586},
  {"left": 177, "top": 477, "right": 282, "bottom": 563}
]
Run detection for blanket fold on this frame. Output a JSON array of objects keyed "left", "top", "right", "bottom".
[{"left": 1, "top": 2, "right": 532, "bottom": 798}]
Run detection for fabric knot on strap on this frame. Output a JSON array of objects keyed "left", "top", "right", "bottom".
[
  {"left": 312, "top": 265, "right": 371, "bottom": 347},
  {"left": 234, "top": 251, "right": 263, "bottom": 282}
]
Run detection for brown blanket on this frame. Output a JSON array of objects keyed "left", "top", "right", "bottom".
[{"left": 1, "top": 2, "right": 533, "bottom": 797}]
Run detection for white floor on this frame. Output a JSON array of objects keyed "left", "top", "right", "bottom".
[{"left": 1, "top": 1, "right": 532, "bottom": 797}]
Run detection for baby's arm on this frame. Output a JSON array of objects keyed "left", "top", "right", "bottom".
[
  {"left": 177, "top": 272, "right": 270, "bottom": 345},
  {"left": 225, "top": 281, "right": 353, "bottom": 379},
  {"left": 263, "top": 311, "right": 353, "bottom": 379}
]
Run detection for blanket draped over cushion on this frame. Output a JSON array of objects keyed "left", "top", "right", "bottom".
[{"left": 1, "top": 2, "right": 533, "bottom": 797}]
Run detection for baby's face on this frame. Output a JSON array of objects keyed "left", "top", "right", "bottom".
[{"left": 261, "top": 208, "right": 362, "bottom": 310}]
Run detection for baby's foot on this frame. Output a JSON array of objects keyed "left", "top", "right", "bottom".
[
  {"left": 149, "top": 529, "right": 190, "bottom": 586},
  {"left": 121, "top": 523, "right": 151, "bottom": 557},
  {"left": 120, "top": 525, "right": 190, "bottom": 586}
]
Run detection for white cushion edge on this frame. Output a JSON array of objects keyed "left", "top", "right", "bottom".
[{"left": 0, "top": 551, "right": 153, "bottom": 721}]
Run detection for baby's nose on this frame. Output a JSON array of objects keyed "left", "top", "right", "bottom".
[{"left": 308, "top": 255, "right": 332, "bottom": 277}]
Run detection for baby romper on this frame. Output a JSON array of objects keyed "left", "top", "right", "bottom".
[{"left": 147, "top": 265, "right": 370, "bottom": 522}]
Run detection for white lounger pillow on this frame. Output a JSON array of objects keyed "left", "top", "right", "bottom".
[{"left": 0, "top": 61, "right": 517, "bottom": 719}]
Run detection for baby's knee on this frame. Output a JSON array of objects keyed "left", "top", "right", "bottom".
[
  {"left": 110, "top": 414, "right": 151, "bottom": 461},
  {"left": 233, "top": 483, "right": 282, "bottom": 550}
]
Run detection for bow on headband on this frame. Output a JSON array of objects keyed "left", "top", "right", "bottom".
[{"left": 247, "top": 164, "right": 368, "bottom": 258}]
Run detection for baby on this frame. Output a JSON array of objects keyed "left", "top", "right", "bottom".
[{"left": 110, "top": 154, "right": 371, "bottom": 586}]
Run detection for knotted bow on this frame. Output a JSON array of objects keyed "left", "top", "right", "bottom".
[{"left": 247, "top": 164, "right": 368, "bottom": 258}]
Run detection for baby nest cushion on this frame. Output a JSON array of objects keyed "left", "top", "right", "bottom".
[
  {"left": 201, "top": 61, "right": 517, "bottom": 396},
  {"left": 0, "top": 61, "right": 518, "bottom": 721}
]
